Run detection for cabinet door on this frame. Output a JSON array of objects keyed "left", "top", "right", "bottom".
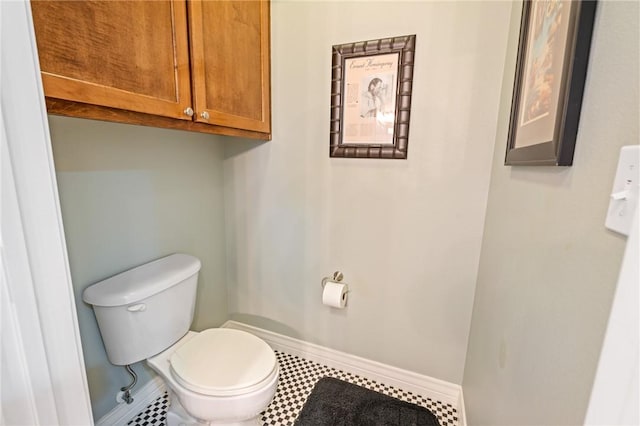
[
  {"left": 188, "top": 0, "right": 271, "bottom": 133},
  {"left": 31, "top": 0, "right": 193, "bottom": 121}
]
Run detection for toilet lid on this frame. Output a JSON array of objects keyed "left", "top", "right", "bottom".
[{"left": 169, "top": 329, "right": 277, "bottom": 396}]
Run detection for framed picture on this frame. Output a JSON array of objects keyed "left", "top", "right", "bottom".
[
  {"left": 330, "top": 35, "right": 416, "bottom": 159},
  {"left": 505, "top": 0, "right": 597, "bottom": 166}
]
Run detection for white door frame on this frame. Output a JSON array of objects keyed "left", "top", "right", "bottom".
[
  {"left": 0, "top": 0, "right": 93, "bottom": 424},
  {"left": 585, "top": 209, "right": 639, "bottom": 425}
]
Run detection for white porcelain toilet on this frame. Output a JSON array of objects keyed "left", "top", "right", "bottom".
[{"left": 83, "top": 253, "right": 278, "bottom": 426}]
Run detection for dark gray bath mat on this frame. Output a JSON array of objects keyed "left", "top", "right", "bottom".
[{"left": 294, "top": 377, "right": 440, "bottom": 426}]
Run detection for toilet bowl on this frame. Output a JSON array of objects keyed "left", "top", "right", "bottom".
[
  {"left": 82, "top": 254, "right": 279, "bottom": 426},
  {"left": 147, "top": 328, "right": 279, "bottom": 426}
]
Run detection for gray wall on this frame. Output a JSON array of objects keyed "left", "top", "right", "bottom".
[
  {"left": 223, "top": 0, "right": 512, "bottom": 384},
  {"left": 49, "top": 116, "right": 229, "bottom": 421},
  {"left": 462, "top": 1, "right": 639, "bottom": 425}
]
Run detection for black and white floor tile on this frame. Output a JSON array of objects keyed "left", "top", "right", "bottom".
[
  {"left": 127, "top": 392, "right": 168, "bottom": 426},
  {"left": 128, "top": 351, "right": 458, "bottom": 426}
]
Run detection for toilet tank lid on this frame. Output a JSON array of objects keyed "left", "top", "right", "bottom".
[{"left": 82, "top": 254, "right": 201, "bottom": 307}]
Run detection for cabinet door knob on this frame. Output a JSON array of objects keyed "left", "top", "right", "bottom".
[
  {"left": 200, "top": 111, "right": 210, "bottom": 120},
  {"left": 183, "top": 107, "right": 194, "bottom": 117}
]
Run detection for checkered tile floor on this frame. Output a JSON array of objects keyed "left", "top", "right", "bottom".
[
  {"left": 128, "top": 351, "right": 458, "bottom": 426},
  {"left": 127, "top": 393, "right": 168, "bottom": 426}
]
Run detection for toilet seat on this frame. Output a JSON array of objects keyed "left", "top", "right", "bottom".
[{"left": 169, "top": 328, "right": 277, "bottom": 397}]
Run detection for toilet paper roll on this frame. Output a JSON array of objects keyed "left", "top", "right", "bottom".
[{"left": 322, "top": 282, "right": 348, "bottom": 309}]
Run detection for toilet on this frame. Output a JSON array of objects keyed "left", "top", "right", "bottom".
[{"left": 83, "top": 253, "right": 278, "bottom": 426}]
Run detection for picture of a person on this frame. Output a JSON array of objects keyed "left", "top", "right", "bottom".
[{"left": 361, "top": 77, "right": 384, "bottom": 118}]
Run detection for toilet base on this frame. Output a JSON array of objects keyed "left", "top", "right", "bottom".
[
  {"left": 165, "top": 388, "right": 260, "bottom": 426},
  {"left": 165, "top": 388, "right": 204, "bottom": 426}
]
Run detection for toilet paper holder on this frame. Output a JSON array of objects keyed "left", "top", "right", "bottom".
[{"left": 321, "top": 271, "right": 348, "bottom": 291}]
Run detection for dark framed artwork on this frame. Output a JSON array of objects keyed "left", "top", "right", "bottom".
[
  {"left": 329, "top": 35, "right": 416, "bottom": 159},
  {"left": 505, "top": 0, "right": 597, "bottom": 166}
]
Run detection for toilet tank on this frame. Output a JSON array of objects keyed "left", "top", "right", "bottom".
[{"left": 83, "top": 253, "right": 201, "bottom": 366}]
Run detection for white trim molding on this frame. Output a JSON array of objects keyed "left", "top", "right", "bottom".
[
  {"left": 585, "top": 212, "right": 639, "bottom": 424},
  {"left": 458, "top": 386, "right": 468, "bottom": 426},
  {"left": 222, "top": 320, "right": 465, "bottom": 418},
  {"left": 1, "top": 0, "right": 93, "bottom": 424},
  {"left": 96, "top": 376, "right": 166, "bottom": 426}
]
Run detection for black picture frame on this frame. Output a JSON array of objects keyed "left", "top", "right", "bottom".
[
  {"left": 505, "top": 0, "right": 597, "bottom": 166},
  {"left": 329, "top": 35, "right": 416, "bottom": 159}
]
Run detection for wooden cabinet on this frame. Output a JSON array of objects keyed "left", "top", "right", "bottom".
[
  {"left": 30, "top": 0, "right": 271, "bottom": 140},
  {"left": 189, "top": 1, "right": 270, "bottom": 133}
]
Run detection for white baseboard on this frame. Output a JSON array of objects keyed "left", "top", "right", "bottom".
[
  {"left": 458, "top": 386, "right": 468, "bottom": 426},
  {"left": 222, "top": 320, "right": 465, "bottom": 418},
  {"left": 96, "top": 375, "right": 166, "bottom": 426}
]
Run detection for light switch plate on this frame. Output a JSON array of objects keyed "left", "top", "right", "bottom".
[{"left": 605, "top": 145, "right": 640, "bottom": 236}]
